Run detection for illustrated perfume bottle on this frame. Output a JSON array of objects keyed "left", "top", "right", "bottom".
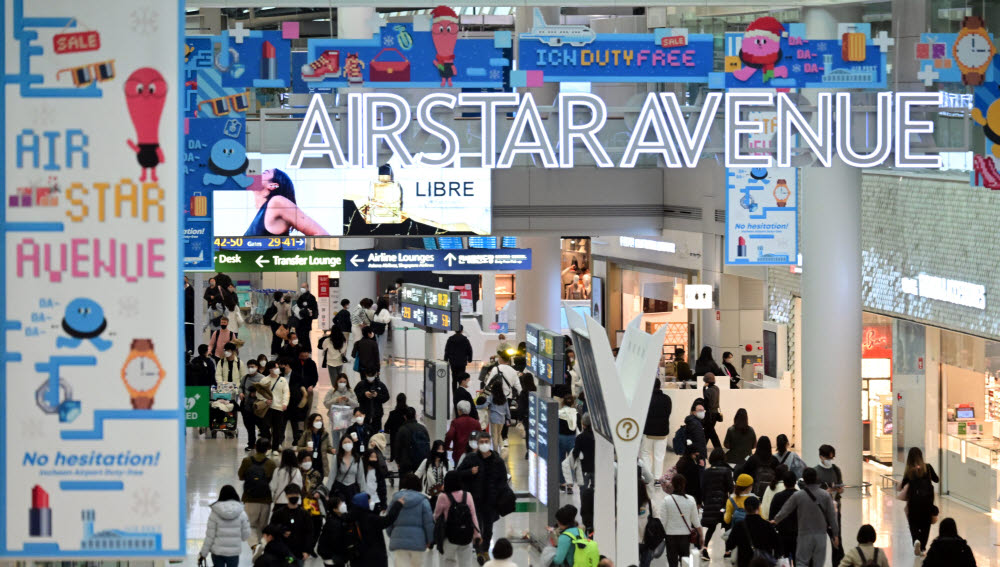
[{"left": 368, "top": 164, "right": 403, "bottom": 223}]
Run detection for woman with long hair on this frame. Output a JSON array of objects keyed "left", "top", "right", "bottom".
[
  {"left": 320, "top": 326, "right": 348, "bottom": 386},
  {"left": 270, "top": 448, "right": 302, "bottom": 512},
  {"left": 723, "top": 408, "right": 757, "bottom": 465},
  {"left": 694, "top": 346, "right": 724, "bottom": 377},
  {"left": 700, "top": 448, "right": 734, "bottom": 561},
  {"left": 245, "top": 168, "right": 328, "bottom": 236},
  {"left": 199, "top": 485, "right": 250, "bottom": 567},
  {"left": 373, "top": 298, "right": 392, "bottom": 360},
  {"left": 383, "top": 392, "right": 410, "bottom": 462},
  {"left": 741, "top": 436, "right": 779, "bottom": 498},
  {"left": 901, "top": 446, "right": 939, "bottom": 556},
  {"left": 774, "top": 433, "right": 805, "bottom": 479},
  {"left": 415, "top": 440, "right": 450, "bottom": 500}
]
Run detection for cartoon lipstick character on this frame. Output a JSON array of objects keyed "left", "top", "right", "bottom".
[
  {"left": 733, "top": 17, "right": 788, "bottom": 83},
  {"left": 125, "top": 68, "right": 167, "bottom": 182},
  {"left": 431, "top": 5, "right": 460, "bottom": 87}
]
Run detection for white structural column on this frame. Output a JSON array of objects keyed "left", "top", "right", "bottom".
[
  {"left": 337, "top": 7, "right": 375, "bottom": 39},
  {"left": 516, "top": 237, "right": 561, "bottom": 338},
  {"left": 480, "top": 272, "right": 496, "bottom": 331},
  {"left": 800, "top": 6, "right": 864, "bottom": 486}
]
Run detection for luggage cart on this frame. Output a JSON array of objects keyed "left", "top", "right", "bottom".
[{"left": 209, "top": 384, "right": 238, "bottom": 439}]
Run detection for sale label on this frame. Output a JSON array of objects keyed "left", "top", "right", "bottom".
[{"left": 52, "top": 30, "right": 101, "bottom": 54}]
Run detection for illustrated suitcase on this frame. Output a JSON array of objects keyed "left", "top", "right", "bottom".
[
  {"left": 190, "top": 191, "right": 207, "bottom": 217},
  {"left": 369, "top": 48, "right": 410, "bottom": 82},
  {"left": 842, "top": 29, "right": 866, "bottom": 62}
]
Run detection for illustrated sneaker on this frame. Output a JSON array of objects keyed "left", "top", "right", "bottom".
[{"left": 301, "top": 50, "right": 340, "bottom": 81}]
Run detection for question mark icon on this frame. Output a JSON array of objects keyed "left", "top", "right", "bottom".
[{"left": 616, "top": 418, "right": 639, "bottom": 441}]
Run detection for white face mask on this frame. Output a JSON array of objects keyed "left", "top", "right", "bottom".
[
  {"left": 354, "top": 416, "right": 365, "bottom": 425},
  {"left": 337, "top": 382, "right": 347, "bottom": 391},
  {"left": 301, "top": 287, "right": 307, "bottom": 293},
  {"left": 291, "top": 339, "right": 299, "bottom": 346},
  {"left": 224, "top": 351, "right": 233, "bottom": 358},
  {"left": 247, "top": 368, "right": 257, "bottom": 375},
  {"left": 820, "top": 458, "right": 834, "bottom": 468},
  {"left": 313, "top": 420, "right": 323, "bottom": 430},
  {"left": 271, "top": 368, "right": 280, "bottom": 376},
  {"left": 338, "top": 503, "right": 348, "bottom": 514},
  {"left": 479, "top": 442, "right": 491, "bottom": 453},
  {"left": 366, "top": 375, "right": 376, "bottom": 382},
  {"left": 301, "top": 461, "right": 312, "bottom": 471},
  {"left": 695, "top": 411, "right": 706, "bottom": 420},
  {"left": 342, "top": 443, "right": 353, "bottom": 453}
]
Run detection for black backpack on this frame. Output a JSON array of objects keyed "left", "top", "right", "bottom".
[
  {"left": 243, "top": 458, "right": 270, "bottom": 500},
  {"left": 489, "top": 376, "right": 507, "bottom": 405},
  {"left": 340, "top": 520, "right": 363, "bottom": 560},
  {"left": 410, "top": 426, "right": 431, "bottom": 467},
  {"left": 753, "top": 464, "right": 776, "bottom": 498},
  {"left": 263, "top": 305, "right": 276, "bottom": 326},
  {"left": 478, "top": 362, "right": 499, "bottom": 388},
  {"left": 857, "top": 547, "right": 880, "bottom": 567},
  {"left": 445, "top": 492, "right": 475, "bottom": 545}
]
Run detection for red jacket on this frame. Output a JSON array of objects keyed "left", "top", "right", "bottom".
[{"left": 444, "top": 415, "right": 482, "bottom": 463}]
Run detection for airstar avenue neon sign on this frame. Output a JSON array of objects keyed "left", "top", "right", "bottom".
[{"left": 287, "top": 91, "right": 944, "bottom": 171}]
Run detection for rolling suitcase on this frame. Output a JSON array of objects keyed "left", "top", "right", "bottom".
[{"left": 842, "top": 27, "right": 866, "bottom": 62}]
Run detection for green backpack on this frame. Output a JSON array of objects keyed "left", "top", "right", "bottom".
[{"left": 567, "top": 529, "right": 600, "bottom": 567}]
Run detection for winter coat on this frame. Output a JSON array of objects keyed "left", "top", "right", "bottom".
[
  {"left": 316, "top": 511, "right": 351, "bottom": 564},
  {"left": 444, "top": 414, "right": 482, "bottom": 464},
  {"left": 695, "top": 359, "right": 724, "bottom": 378},
  {"left": 775, "top": 450, "right": 806, "bottom": 479},
  {"left": 724, "top": 426, "right": 757, "bottom": 465},
  {"left": 269, "top": 505, "right": 313, "bottom": 558},
  {"left": 295, "top": 428, "right": 334, "bottom": 474},
  {"left": 271, "top": 467, "right": 303, "bottom": 505},
  {"left": 354, "top": 378, "right": 390, "bottom": 428},
  {"left": 922, "top": 535, "right": 977, "bottom": 567},
  {"left": 215, "top": 357, "right": 244, "bottom": 385},
  {"left": 295, "top": 291, "right": 318, "bottom": 324},
  {"left": 444, "top": 333, "right": 474, "bottom": 367},
  {"left": 384, "top": 406, "right": 408, "bottom": 460},
  {"left": 259, "top": 374, "right": 290, "bottom": 412},
  {"left": 701, "top": 464, "right": 734, "bottom": 526},
  {"left": 729, "top": 515, "right": 781, "bottom": 567},
  {"left": 333, "top": 308, "right": 352, "bottom": 333},
  {"left": 253, "top": 537, "right": 294, "bottom": 567},
  {"left": 187, "top": 355, "right": 216, "bottom": 387},
  {"left": 199, "top": 500, "right": 250, "bottom": 558},
  {"left": 395, "top": 420, "right": 429, "bottom": 473},
  {"left": 238, "top": 453, "right": 278, "bottom": 504},
  {"left": 352, "top": 337, "right": 381, "bottom": 376},
  {"left": 456, "top": 450, "right": 508, "bottom": 519},
  {"left": 386, "top": 489, "right": 435, "bottom": 551},
  {"left": 416, "top": 458, "right": 449, "bottom": 497},
  {"left": 271, "top": 300, "right": 291, "bottom": 326},
  {"left": 319, "top": 333, "right": 348, "bottom": 367},
  {"left": 644, "top": 389, "right": 672, "bottom": 436},
  {"left": 684, "top": 414, "right": 707, "bottom": 459}
]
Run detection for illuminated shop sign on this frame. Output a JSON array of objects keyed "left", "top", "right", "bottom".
[
  {"left": 619, "top": 236, "right": 676, "bottom": 253},
  {"left": 901, "top": 274, "right": 986, "bottom": 310},
  {"left": 288, "top": 91, "right": 944, "bottom": 171}
]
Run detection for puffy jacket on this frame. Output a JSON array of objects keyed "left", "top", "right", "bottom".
[
  {"left": 684, "top": 414, "right": 707, "bottom": 458},
  {"left": 444, "top": 415, "right": 482, "bottom": 464},
  {"left": 386, "top": 489, "right": 435, "bottom": 551},
  {"left": 456, "top": 450, "right": 508, "bottom": 518},
  {"left": 701, "top": 464, "right": 734, "bottom": 526},
  {"left": 923, "top": 535, "right": 977, "bottom": 567},
  {"left": 199, "top": 500, "right": 250, "bottom": 558},
  {"left": 644, "top": 390, "right": 672, "bottom": 436},
  {"left": 253, "top": 537, "right": 293, "bottom": 567},
  {"left": 261, "top": 374, "right": 290, "bottom": 411}
]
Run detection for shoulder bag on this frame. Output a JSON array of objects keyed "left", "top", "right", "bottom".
[{"left": 671, "top": 495, "right": 701, "bottom": 547}]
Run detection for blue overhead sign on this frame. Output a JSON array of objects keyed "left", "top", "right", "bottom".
[{"left": 345, "top": 249, "right": 532, "bottom": 271}]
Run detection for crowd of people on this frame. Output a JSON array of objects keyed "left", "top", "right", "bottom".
[{"left": 188, "top": 283, "right": 977, "bottom": 567}]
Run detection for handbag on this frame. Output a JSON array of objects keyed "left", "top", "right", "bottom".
[
  {"left": 496, "top": 484, "right": 516, "bottom": 517},
  {"left": 353, "top": 356, "right": 361, "bottom": 372},
  {"left": 895, "top": 483, "right": 909, "bottom": 501},
  {"left": 275, "top": 325, "right": 289, "bottom": 340},
  {"left": 671, "top": 495, "right": 701, "bottom": 547},
  {"left": 369, "top": 48, "right": 410, "bottom": 82}
]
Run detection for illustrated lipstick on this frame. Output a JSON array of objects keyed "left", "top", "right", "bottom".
[
  {"left": 30, "top": 485, "right": 52, "bottom": 537},
  {"left": 261, "top": 40, "right": 277, "bottom": 81},
  {"left": 737, "top": 236, "right": 747, "bottom": 257}
]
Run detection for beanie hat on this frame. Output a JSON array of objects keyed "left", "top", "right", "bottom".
[
  {"left": 744, "top": 17, "right": 785, "bottom": 43},
  {"left": 736, "top": 473, "right": 754, "bottom": 488},
  {"left": 431, "top": 5, "right": 459, "bottom": 24}
]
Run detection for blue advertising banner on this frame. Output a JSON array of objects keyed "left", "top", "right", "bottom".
[
  {"left": 725, "top": 167, "right": 798, "bottom": 265},
  {"left": 972, "top": 54, "right": 1000, "bottom": 190},
  {"left": 219, "top": 29, "right": 292, "bottom": 89},
  {"left": 345, "top": 249, "right": 532, "bottom": 271},
  {"left": 517, "top": 25, "right": 714, "bottom": 84},
  {"left": 916, "top": 32, "right": 996, "bottom": 85},
  {"left": 303, "top": 13, "right": 509, "bottom": 89},
  {"left": 720, "top": 18, "right": 888, "bottom": 89}
]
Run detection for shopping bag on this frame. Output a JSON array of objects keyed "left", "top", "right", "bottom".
[{"left": 369, "top": 48, "right": 410, "bottom": 82}]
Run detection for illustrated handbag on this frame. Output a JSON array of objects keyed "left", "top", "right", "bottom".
[
  {"left": 369, "top": 48, "right": 410, "bottom": 82},
  {"left": 190, "top": 191, "right": 208, "bottom": 217}
]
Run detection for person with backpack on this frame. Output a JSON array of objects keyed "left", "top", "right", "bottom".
[
  {"left": 741, "top": 436, "right": 779, "bottom": 499},
  {"left": 642, "top": 379, "right": 672, "bottom": 480},
  {"left": 456, "top": 432, "right": 510, "bottom": 563},
  {"left": 445, "top": 400, "right": 482, "bottom": 464},
  {"left": 270, "top": 449, "right": 303, "bottom": 513},
  {"left": 238, "top": 437, "right": 278, "bottom": 547},
  {"left": 354, "top": 368, "right": 389, "bottom": 431},
  {"left": 771, "top": 467, "right": 840, "bottom": 567},
  {"left": 384, "top": 393, "right": 411, "bottom": 463},
  {"left": 316, "top": 494, "right": 353, "bottom": 567},
  {"left": 839, "top": 524, "right": 889, "bottom": 567},
  {"left": 922, "top": 518, "right": 976, "bottom": 567},
  {"left": 658, "top": 475, "right": 701, "bottom": 567},
  {"left": 699, "top": 448, "right": 734, "bottom": 561},
  {"left": 444, "top": 325, "right": 474, "bottom": 385},
  {"left": 759, "top": 464, "right": 789, "bottom": 520},
  {"left": 268, "top": 484, "right": 314, "bottom": 564},
  {"left": 774, "top": 434, "right": 806, "bottom": 479},
  {"left": 900, "top": 446, "right": 939, "bottom": 557},
  {"left": 395, "top": 407, "right": 430, "bottom": 477},
  {"left": 816, "top": 444, "right": 846, "bottom": 564},
  {"left": 188, "top": 344, "right": 217, "bottom": 387},
  {"left": 208, "top": 317, "right": 236, "bottom": 361},
  {"left": 553, "top": 504, "right": 600, "bottom": 567},
  {"left": 434, "top": 470, "right": 481, "bottom": 565},
  {"left": 384, "top": 473, "right": 436, "bottom": 567},
  {"left": 199, "top": 485, "right": 251, "bottom": 567},
  {"left": 483, "top": 350, "right": 518, "bottom": 448},
  {"left": 768, "top": 470, "right": 799, "bottom": 561},
  {"left": 675, "top": 401, "right": 707, "bottom": 465},
  {"left": 728, "top": 496, "right": 781, "bottom": 567},
  {"left": 724, "top": 408, "right": 756, "bottom": 466},
  {"left": 723, "top": 474, "right": 755, "bottom": 559}
]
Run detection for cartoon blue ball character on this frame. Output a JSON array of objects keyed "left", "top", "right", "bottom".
[
  {"left": 749, "top": 167, "right": 769, "bottom": 181},
  {"left": 203, "top": 138, "right": 252, "bottom": 187},
  {"left": 57, "top": 298, "right": 112, "bottom": 351}
]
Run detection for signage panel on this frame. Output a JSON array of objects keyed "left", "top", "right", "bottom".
[
  {"left": 213, "top": 237, "right": 306, "bottom": 251},
  {"left": 346, "top": 249, "right": 532, "bottom": 271},
  {"left": 424, "top": 307, "right": 458, "bottom": 332},
  {"left": 400, "top": 284, "right": 427, "bottom": 306},
  {"left": 214, "top": 250, "right": 345, "bottom": 272},
  {"left": 725, "top": 167, "right": 798, "bottom": 265},
  {"left": 3, "top": 0, "right": 184, "bottom": 557},
  {"left": 400, "top": 304, "right": 426, "bottom": 326}
]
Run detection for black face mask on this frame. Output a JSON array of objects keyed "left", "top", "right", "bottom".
[{"left": 288, "top": 496, "right": 300, "bottom": 505}]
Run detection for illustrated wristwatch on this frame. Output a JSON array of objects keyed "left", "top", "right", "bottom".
[
  {"left": 121, "top": 339, "right": 166, "bottom": 409},
  {"left": 773, "top": 179, "right": 791, "bottom": 207},
  {"left": 954, "top": 16, "right": 995, "bottom": 86}
]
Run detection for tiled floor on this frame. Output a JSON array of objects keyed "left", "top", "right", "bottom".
[{"left": 183, "top": 324, "right": 1000, "bottom": 566}]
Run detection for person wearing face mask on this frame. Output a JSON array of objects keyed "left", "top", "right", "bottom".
[
  {"left": 209, "top": 317, "right": 235, "bottom": 360},
  {"left": 295, "top": 450, "right": 326, "bottom": 553},
  {"left": 354, "top": 369, "right": 389, "bottom": 431},
  {"left": 294, "top": 283, "right": 318, "bottom": 351},
  {"left": 279, "top": 331, "right": 301, "bottom": 360},
  {"left": 329, "top": 434, "right": 365, "bottom": 501},
  {"left": 815, "top": 444, "right": 845, "bottom": 564},
  {"left": 296, "top": 450, "right": 322, "bottom": 496},
  {"left": 416, "top": 440, "right": 450, "bottom": 501},
  {"left": 267, "top": 484, "right": 314, "bottom": 565},
  {"left": 271, "top": 449, "right": 303, "bottom": 513},
  {"left": 286, "top": 349, "right": 319, "bottom": 443},
  {"left": 204, "top": 277, "right": 223, "bottom": 310},
  {"left": 260, "top": 362, "right": 290, "bottom": 455},
  {"left": 252, "top": 523, "right": 294, "bottom": 567},
  {"left": 240, "top": 359, "right": 266, "bottom": 452},
  {"left": 319, "top": 326, "right": 349, "bottom": 387},
  {"left": 265, "top": 291, "right": 292, "bottom": 358},
  {"left": 343, "top": 407, "right": 373, "bottom": 453},
  {"left": 363, "top": 448, "right": 388, "bottom": 513},
  {"left": 352, "top": 326, "right": 381, "bottom": 379},
  {"left": 323, "top": 373, "right": 358, "bottom": 450},
  {"left": 456, "top": 432, "right": 511, "bottom": 561},
  {"left": 684, "top": 400, "right": 709, "bottom": 466},
  {"left": 215, "top": 342, "right": 244, "bottom": 385},
  {"left": 316, "top": 494, "right": 352, "bottom": 567},
  {"left": 394, "top": 406, "right": 430, "bottom": 478},
  {"left": 295, "top": 412, "right": 333, "bottom": 478},
  {"left": 445, "top": 400, "right": 482, "bottom": 465}
]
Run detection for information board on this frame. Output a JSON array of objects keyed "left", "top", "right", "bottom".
[
  {"left": 725, "top": 167, "right": 798, "bottom": 265},
  {"left": 2, "top": 0, "right": 184, "bottom": 557},
  {"left": 525, "top": 323, "right": 565, "bottom": 385}
]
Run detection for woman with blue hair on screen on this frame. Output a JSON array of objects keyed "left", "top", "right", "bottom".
[{"left": 245, "top": 168, "right": 329, "bottom": 237}]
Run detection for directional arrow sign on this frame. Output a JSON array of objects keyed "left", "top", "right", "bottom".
[
  {"left": 350, "top": 254, "right": 363, "bottom": 268},
  {"left": 444, "top": 253, "right": 457, "bottom": 267},
  {"left": 215, "top": 250, "right": 346, "bottom": 272}
]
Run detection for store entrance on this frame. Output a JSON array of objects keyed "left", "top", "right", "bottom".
[{"left": 862, "top": 313, "right": 893, "bottom": 464}]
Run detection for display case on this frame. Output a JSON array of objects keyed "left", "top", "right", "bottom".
[
  {"left": 945, "top": 434, "right": 1000, "bottom": 511},
  {"left": 495, "top": 274, "right": 515, "bottom": 312},
  {"left": 868, "top": 394, "right": 892, "bottom": 463}
]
